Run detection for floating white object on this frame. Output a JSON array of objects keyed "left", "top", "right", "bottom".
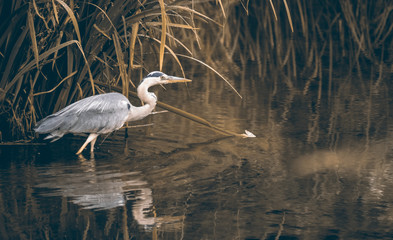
[
  {"left": 241, "top": 130, "right": 256, "bottom": 138},
  {"left": 151, "top": 110, "right": 169, "bottom": 115}
]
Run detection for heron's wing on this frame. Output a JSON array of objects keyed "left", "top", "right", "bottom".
[
  {"left": 35, "top": 93, "right": 131, "bottom": 136},
  {"left": 65, "top": 93, "right": 129, "bottom": 114}
]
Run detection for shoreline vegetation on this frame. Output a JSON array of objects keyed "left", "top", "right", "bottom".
[
  {"left": 1, "top": 1, "right": 393, "bottom": 142},
  {"left": 0, "top": 0, "right": 231, "bottom": 141}
]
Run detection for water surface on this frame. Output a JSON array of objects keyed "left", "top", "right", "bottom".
[{"left": 1, "top": 66, "right": 393, "bottom": 239}]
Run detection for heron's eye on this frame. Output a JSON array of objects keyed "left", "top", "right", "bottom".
[{"left": 127, "top": 104, "right": 131, "bottom": 110}]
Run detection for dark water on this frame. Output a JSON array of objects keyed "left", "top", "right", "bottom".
[{"left": 1, "top": 66, "right": 393, "bottom": 239}]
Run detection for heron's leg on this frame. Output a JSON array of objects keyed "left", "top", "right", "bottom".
[
  {"left": 76, "top": 133, "right": 99, "bottom": 155},
  {"left": 90, "top": 135, "right": 97, "bottom": 152}
]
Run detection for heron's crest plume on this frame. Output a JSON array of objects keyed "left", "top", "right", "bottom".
[{"left": 145, "top": 71, "right": 165, "bottom": 78}]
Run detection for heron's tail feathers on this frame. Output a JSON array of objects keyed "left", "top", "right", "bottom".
[
  {"left": 34, "top": 114, "right": 67, "bottom": 141},
  {"left": 43, "top": 133, "right": 64, "bottom": 142},
  {"left": 34, "top": 115, "right": 63, "bottom": 134}
]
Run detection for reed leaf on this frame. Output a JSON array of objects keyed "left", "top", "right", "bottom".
[
  {"left": 145, "top": 22, "right": 198, "bottom": 29},
  {"left": 93, "top": 24, "right": 112, "bottom": 40},
  {"left": 86, "top": 2, "right": 118, "bottom": 38},
  {"left": 54, "top": 0, "right": 81, "bottom": 43},
  {"left": 33, "top": 71, "right": 77, "bottom": 97},
  {"left": 128, "top": 20, "right": 140, "bottom": 88},
  {"left": 158, "top": 0, "right": 167, "bottom": 71},
  {"left": 129, "top": 21, "right": 139, "bottom": 70},
  {"left": 27, "top": 6, "right": 39, "bottom": 70},
  {"left": 113, "top": 33, "right": 128, "bottom": 96},
  {"left": 170, "top": 6, "right": 222, "bottom": 27},
  {"left": 269, "top": 0, "right": 278, "bottom": 20},
  {"left": 52, "top": 0, "right": 59, "bottom": 24},
  {"left": 283, "top": 0, "right": 293, "bottom": 32},
  {"left": 177, "top": 54, "right": 242, "bottom": 99},
  {"left": 216, "top": 0, "right": 226, "bottom": 18}
]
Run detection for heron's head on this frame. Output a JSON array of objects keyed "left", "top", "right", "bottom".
[{"left": 140, "top": 71, "right": 191, "bottom": 88}]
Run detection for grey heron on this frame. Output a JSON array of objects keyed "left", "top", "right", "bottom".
[{"left": 34, "top": 71, "right": 191, "bottom": 154}]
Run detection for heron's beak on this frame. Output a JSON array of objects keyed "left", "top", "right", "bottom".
[{"left": 162, "top": 76, "right": 192, "bottom": 84}]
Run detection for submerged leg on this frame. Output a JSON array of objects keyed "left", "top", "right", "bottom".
[{"left": 76, "top": 133, "right": 99, "bottom": 155}]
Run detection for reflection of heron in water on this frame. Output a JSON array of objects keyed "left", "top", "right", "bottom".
[
  {"left": 35, "top": 71, "right": 191, "bottom": 154},
  {"left": 36, "top": 156, "right": 183, "bottom": 229}
]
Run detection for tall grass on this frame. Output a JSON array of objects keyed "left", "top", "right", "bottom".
[
  {"left": 193, "top": 0, "right": 393, "bottom": 145},
  {"left": 194, "top": 0, "right": 393, "bottom": 88},
  {"left": 0, "top": 0, "right": 224, "bottom": 141}
]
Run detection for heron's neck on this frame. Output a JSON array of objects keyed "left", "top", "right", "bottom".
[
  {"left": 125, "top": 85, "right": 157, "bottom": 122},
  {"left": 127, "top": 104, "right": 155, "bottom": 121},
  {"left": 137, "top": 84, "right": 156, "bottom": 105},
  {"left": 137, "top": 84, "right": 157, "bottom": 106}
]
